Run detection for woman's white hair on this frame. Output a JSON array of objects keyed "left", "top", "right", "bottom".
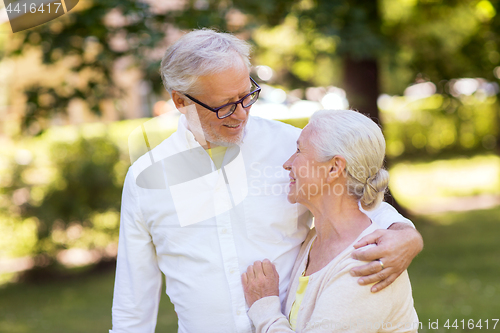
[
  {"left": 160, "top": 28, "right": 251, "bottom": 96},
  {"left": 308, "top": 109, "right": 389, "bottom": 210}
]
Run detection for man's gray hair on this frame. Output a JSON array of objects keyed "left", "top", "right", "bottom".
[
  {"left": 160, "top": 28, "right": 251, "bottom": 96},
  {"left": 308, "top": 109, "right": 389, "bottom": 210}
]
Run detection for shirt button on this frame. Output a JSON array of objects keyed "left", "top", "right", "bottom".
[
  {"left": 221, "top": 228, "right": 227, "bottom": 234},
  {"left": 236, "top": 311, "right": 241, "bottom": 315}
]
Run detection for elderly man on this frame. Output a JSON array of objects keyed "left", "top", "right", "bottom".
[{"left": 110, "top": 29, "right": 423, "bottom": 333}]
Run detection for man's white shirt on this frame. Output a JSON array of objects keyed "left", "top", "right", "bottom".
[{"left": 110, "top": 115, "right": 413, "bottom": 333}]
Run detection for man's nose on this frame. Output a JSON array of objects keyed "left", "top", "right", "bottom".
[{"left": 229, "top": 103, "right": 249, "bottom": 120}]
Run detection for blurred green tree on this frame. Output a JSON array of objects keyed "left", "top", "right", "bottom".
[
  {"left": 1, "top": 135, "right": 123, "bottom": 266},
  {"left": 4, "top": 0, "right": 500, "bottom": 230},
  {"left": 237, "top": 0, "right": 500, "bottom": 122},
  {"left": 4, "top": 0, "right": 262, "bottom": 135},
  {"left": 8, "top": 0, "right": 500, "bottom": 139},
  {"left": 232, "top": 0, "right": 500, "bottom": 213},
  {"left": 5, "top": 1, "right": 174, "bottom": 133}
]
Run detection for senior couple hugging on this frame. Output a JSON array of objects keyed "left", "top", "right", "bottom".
[{"left": 110, "top": 29, "right": 422, "bottom": 333}]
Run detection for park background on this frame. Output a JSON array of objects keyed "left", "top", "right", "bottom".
[{"left": 0, "top": 0, "right": 500, "bottom": 332}]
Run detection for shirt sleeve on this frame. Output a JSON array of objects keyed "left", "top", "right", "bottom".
[
  {"left": 360, "top": 202, "right": 414, "bottom": 229},
  {"left": 110, "top": 169, "right": 162, "bottom": 333}
]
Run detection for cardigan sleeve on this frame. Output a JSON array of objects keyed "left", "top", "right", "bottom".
[{"left": 248, "top": 296, "right": 296, "bottom": 333}]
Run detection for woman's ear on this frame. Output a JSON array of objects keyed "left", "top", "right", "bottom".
[{"left": 327, "top": 156, "right": 346, "bottom": 183}]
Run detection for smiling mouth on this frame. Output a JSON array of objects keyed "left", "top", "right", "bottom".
[
  {"left": 289, "top": 175, "right": 296, "bottom": 184},
  {"left": 223, "top": 124, "right": 240, "bottom": 128}
]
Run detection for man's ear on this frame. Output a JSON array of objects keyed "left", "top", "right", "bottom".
[
  {"left": 171, "top": 91, "right": 188, "bottom": 114},
  {"left": 327, "top": 156, "right": 346, "bottom": 183}
]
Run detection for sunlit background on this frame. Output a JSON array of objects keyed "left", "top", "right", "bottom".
[{"left": 0, "top": 0, "right": 499, "bottom": 332}]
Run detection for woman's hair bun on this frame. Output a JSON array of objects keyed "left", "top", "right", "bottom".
[{"left": 360, "top": 169, "right": 389, "bottom": 210}]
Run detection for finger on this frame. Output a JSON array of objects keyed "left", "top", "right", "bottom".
[
  {"left": 253, "top": 260, "right": 264, "bottom": 277},
  {"left": 351, "top": 244, "right": 385, "bottom": 262},
  {"left": 241, "top": 272, "right": 248, "bottom": 285},
  {"left": 370, "top": 273, "right": 400, "bottom": 293},
  {"left": 356, "top": 269, "right": 389, "bottom": 286},
  {"left": 352, "top": 230, "right": 383, "bottom": 249},
  {"left": 262, "top": 259, "right": 274, "bottom": 277},
  {"left": 247, "top": 265, "right": 255, "bottom": 279},
  {"left": 350, "top": 260, "right": 385, "bottom": 277}
]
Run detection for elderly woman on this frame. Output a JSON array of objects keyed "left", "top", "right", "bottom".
[{"left": 242, "top": 110, "right": 419, "bottom": 332}]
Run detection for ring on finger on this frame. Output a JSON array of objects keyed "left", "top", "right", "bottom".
[{"left": 377, "top": 259, "right": 384, "bottom": 270}]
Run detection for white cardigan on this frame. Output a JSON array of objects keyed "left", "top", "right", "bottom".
[{"left": 248, "top": 223, "right": 419, "bottom": 332}]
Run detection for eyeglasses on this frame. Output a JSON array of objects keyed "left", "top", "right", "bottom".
[{"left": 184, "top": 77, "right": 261, "bottom": 119}]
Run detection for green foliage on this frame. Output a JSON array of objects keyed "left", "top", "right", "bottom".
[
  {"left": 380, "top": 0, "right": 500, "bottom": 94},
  {"left": 0, "top": 216, "right": 38, "bottom": 259},
  {"left": 381, "top": 94, "right": 500, "bottom": 160},
  {"left": 246, "top": 0, "right": 500, "bottom": 98},
  {"left": 235, "top": 0, "right": 294, "bottom": 26},
  {"left": 296, "top": 0, "right": 384, "bottom": 59},
  {"left": 6, "top": 0, "right": 500, "bottom": 139},
  {"left": 0, "top": 127, "right": 128, "bottom": 260},
  {"left": 6, "top": 0, "right": 168, "bottom": 133},
  {"left": 28, "top": 137, "right": 121, "bottom": 241}
]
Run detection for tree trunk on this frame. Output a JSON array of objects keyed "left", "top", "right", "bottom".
[
  {"left": 343, "top": 56, "right": 412, "bottom": 218},
  {"left": 343, "top": 56, "right": 380, "bottom": 120}
]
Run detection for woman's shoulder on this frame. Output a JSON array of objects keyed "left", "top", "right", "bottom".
[
  {"left": 317, "top": 222, "right": 406, "bottom": 289},
  {"left": 319, "top": 223, "right": 382, "bottom": 273},
  {"left": 318, "top": 224, "right": 414, "bottom": 300}
]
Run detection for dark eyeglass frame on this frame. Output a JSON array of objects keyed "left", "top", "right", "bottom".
[{"left": 184, "top": 77, "right": 261, "bottom": 119}]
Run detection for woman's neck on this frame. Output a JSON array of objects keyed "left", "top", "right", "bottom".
[
  {"left": 310, "top": 193, "right": 370, "bottom": 239},
  {"left": 303, "top": 193, "right": 371, "bottom": 275}
]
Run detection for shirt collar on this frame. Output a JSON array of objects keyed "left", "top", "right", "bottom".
[{"left": 176, "top": 114, "right": 201, "bottom": 150}]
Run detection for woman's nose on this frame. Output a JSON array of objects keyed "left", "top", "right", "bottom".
[{"left": 283, "top": 155, "right": 293, "bottom": 171}]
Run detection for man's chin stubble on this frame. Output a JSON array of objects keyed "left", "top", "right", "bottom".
[
  {"left": 204, "top": 125, "right": 246, "bottom": 147},
  {"left": 207, "top": 135, "right": 244, "bottom": 147}
]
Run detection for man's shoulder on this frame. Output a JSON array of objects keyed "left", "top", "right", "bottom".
[
  {"left": 131, "top": 132, "right": 177, "bottom": 165},
  {"left": 126, "top": 131, "right": 181, "bottom": 188}
]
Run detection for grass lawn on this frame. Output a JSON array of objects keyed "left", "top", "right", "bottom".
[
  {"left": 409, "top": 206, "right": 500, "bottom": 332},
  {"left": 0, "top": 267, "right": 178, "bottom": 333},
  {"left": 0, "top": 206, "right": 499, "bottom": 332}
]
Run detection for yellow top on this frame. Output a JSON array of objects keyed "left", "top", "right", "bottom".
[
  {"left": 206, "top": 145, "right": 227, "bottom": 170},
  {"left": 289, "top": 238, "right": 315, "bottom": 329},
  {"left": 289, "top": 273, "right": 310, "bottom": 330}
]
